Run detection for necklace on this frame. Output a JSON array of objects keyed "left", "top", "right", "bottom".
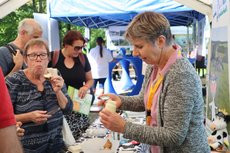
[{"left": 146, "top": 73, "right": 164, "bottom": 125}]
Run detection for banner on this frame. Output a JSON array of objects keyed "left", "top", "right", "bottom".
[{"left": 205, "top": 1, "right": 230, "bottom": 151}]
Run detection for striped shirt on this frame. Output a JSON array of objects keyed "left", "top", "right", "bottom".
[{"left": 5, "top": 70, "right": 73, "bottom": 153}]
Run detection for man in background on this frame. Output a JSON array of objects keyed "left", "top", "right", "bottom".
[{"left": 0, "top": 18, "right": 42, "bottom": 76}]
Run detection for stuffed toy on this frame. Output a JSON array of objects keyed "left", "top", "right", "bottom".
[{"left": 208, "top": 109, "right": 230, "bottom": 151}]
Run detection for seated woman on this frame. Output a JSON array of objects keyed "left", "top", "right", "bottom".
[{"left": 5, "top": 38, "right": 73, "bottom": 153}]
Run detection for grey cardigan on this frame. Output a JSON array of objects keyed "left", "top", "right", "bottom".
[{"left": 119, "top": 58, "right": 210, "bottom": 153}]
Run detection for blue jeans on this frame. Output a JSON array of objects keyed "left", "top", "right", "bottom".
[{"left": 93, "top": 78, "right": 106, "bottom": 89}]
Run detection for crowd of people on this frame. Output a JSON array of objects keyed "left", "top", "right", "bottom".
[{"left": 0, "top": 11, "right": 210, "bottom": 153}]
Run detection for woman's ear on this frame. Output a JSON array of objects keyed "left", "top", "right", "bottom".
[{"left": 157, "top": 35, "right": 166, "bottom": 48}]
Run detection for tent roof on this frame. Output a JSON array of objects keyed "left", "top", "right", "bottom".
[
  {"left": 49, "top": 0, "right": 205, "bottom": 28},
  {"left": 0, "top": 0, "right": 30, "bottom": 19}
]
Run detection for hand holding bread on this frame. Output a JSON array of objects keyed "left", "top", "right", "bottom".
[
  {"left": 44, "top": 68, "right": 58, "bottom": 79},
  {"left": 44, "top": 68, "right": 64, "bottom": 92}
]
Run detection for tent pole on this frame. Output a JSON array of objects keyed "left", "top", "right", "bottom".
[
  {"left": 84, "top": 27, "right": 90, "bottom": 54},
  {"left": 192, "top": 19, "right": 197, "bottom": 48},
  {"left": 85, "top": 27, "right": 90, "bottom": 40},
  {"left": 46, "top": 0, "right": 52, "bottom": 51},
  {"left": 187, "top": 26, "right": 190, "bottom": 55}
]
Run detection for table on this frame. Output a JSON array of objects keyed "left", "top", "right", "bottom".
[{"left": 73, "top": 111, "right": 146, "bottom": 153}]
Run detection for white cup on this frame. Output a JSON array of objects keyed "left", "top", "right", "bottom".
[{"left": 105, "top": 100, "right": 116, "bottom": 113}]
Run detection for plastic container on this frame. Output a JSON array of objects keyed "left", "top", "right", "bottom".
[{"left": 105, "top": 100, "right": 116, "bottom": 113}]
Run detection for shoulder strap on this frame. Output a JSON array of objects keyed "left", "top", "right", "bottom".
[
  {"left": 4, "top": 44, "right": 17, "bottom": 55},
  {"left": 78, "top": 53, "right": 86, "bottom": 68},
  {"left": 52, "top": 49, "right": 60, "bottom": 67}
]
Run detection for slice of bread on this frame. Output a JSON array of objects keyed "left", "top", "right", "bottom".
[
  {"left": 103, "top": 139, "right": 112, "bottom": 150},
  {"left": 44, "top": 68, "right": 58, "bottom": 79}
]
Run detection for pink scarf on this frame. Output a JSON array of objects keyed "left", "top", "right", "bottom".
[{"left": 144, "top": 45, "right": 182, "bottom": 153}]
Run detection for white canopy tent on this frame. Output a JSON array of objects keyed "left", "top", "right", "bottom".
[
  {"left": 174, "top": 0, "right": 212, "bottom": 21},
  {"left": 49, "top": 0, "right": 210, "bottom": 28},
  {"left": 0, "top": 0, "right": 212, "bottom": 55},
  {"left": 0, "top": 0, "right": 30, "bottom": 19},
  {"left": 0, "top": 0, "right": 212, "bottom": 21}
]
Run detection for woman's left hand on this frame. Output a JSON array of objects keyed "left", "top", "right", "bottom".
[
  {"left": 78, "top": 86, "right": 88, "bottom": 99},
  {"left": 16, "top": 122, "right": 25, "bottom": 137},
  {"left": 50, "top": 76, "right": 64, "bottom": 92},
  {"left": 99, "top": 109, "right": 126, "bottom": 133}
]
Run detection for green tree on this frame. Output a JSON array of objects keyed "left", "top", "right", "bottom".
[
  {"left": 0, "top": 4, "right": 33, "bottom": 46},
  {"left": 0, "top": 0, "right": 46, "bottom": 46},
  {"left": 89, "top": 28, "right": 105, "bottom": 49},
  {"left": 0, "top": 0, "right": 105, "bottom": 48}
]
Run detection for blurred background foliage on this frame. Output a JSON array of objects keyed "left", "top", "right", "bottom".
[{"left": 0, "top": 0, "right": 105, "bottom": 49}]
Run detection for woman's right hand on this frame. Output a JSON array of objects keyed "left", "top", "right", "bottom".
[
  {"left": 97, "top": 93, "right": 122, "bottom": 108},
  {"left": 30, "top": 110, "right": 51, "bottom": 125}
]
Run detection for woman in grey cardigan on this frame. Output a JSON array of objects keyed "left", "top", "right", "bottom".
[{"left": 99, "top": 11, "right": 210, "bottom": 153}]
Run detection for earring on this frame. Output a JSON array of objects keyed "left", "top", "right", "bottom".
[{"left": 172, "top": 44, "right": 177, "bottom": 50}]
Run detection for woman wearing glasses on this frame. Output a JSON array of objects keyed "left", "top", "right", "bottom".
[
  {"left": 5, "top": 38, "right": 73, "bottom": 153},
  {"left": 49, "top": 30, "right": 94, "bottom": 140}
]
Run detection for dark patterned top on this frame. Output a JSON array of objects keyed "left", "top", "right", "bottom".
[
  {"left": 119, "top": 58, "right": 211, "bottom": 153},
  {"left": 5, "top": 70, "right": 73, "bottom": 153},
  {"left": 49, "top": 50, "right": 93, "bottom": 140}
]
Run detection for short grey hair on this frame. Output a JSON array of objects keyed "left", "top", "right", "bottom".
[
  {"left": 18, "top": 18, "right": 42, "bottom": 35},
  {"left": 24, "top": 38, "right": 49, "bottom": 56},
  {"left": 125, "top": 11, "right": 172, "bottom": 46}
]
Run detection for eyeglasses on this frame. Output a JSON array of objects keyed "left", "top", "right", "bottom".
[
  {"left": 26, "top": 53, "right": 48, "bottom": 60},
  {"left": 72, "top": 45, "right": 84, "bottom": 51}
]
